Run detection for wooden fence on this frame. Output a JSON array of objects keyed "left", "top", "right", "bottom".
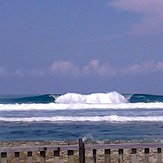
[{"left": 0, "top": 138, "right": 163, "bottom": 163}]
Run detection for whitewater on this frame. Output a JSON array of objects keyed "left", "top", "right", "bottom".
[{"left": 0, "top": 91, "right": 163, "bottom": 141}]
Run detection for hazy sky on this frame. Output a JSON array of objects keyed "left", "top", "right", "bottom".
[{"left": 0, "top": 0, "right": 163, "bottom": 94}]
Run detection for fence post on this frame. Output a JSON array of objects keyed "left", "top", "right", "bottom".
[
  {"left": 27, "top": 151, "right": 32, "bottom": 163},
  {"left": 1, "top": 152, "right": 7, "bottom": 163},
  {"left": 93, "top": 149, "right": 96, "bottom": 163},
  {"left": 14, "top": 152, "right": 20, "bottom": 163},
  {"left": 131, "top": 148, "right": 137, "bottom": 163},
  {"left": 40, "top": 151, "right": 46, "bottom": 163},
  {"left": 79, "top": 138, "right": 85, "bottom": 163},
  {"left": 104, "top": 149, "right": 111, "bottom": 163},
  {"left": 68, "top": 150, "right": 74, "bottom": 163},
  {"left": 118, "top": 149, "right": 124, "bottom": 163},
  {"left": 54, "top": 148, "right": 60, "bottom": 163},
  {"left": 157, "top": 148, "right": 161, "bottom": 163},
  {"left": 144, "top": 148, "right": 149, "bottom": 163}
]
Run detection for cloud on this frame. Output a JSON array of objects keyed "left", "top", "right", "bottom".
[
  {"left": 0, "top": 67, "right": 46, "bottom": 77},
  {"left": 0, "top": 67, "right": 7, "bottom": 76},
  {"left": 83, "top": 59, "right": 117, "bottom": 76},
  {"left": 49, "top": 60, "right": 163, "bottom": 77},
  {"left": 15, "top": 69, "right": 24, "bottom": 77},
  {"left": 29, "top": 70, "right": 45, "bottom": 76},
  {"left": 157, "top": 62, "right": 163, "bottom": 71},
  {"left": 109, "top": 0, "right": 163, "bottom": 36},
  {"left": 1, "top": 60, "right": 163, "bottom": 78},
  {"left": 51, "top": 61, "right": 79, "bottom": 76},
  {"left": 14, "top": 69, "right": 45, "bottom": 77},
  {"left": 123, "top": 61, "right": 163, "bottom": 74}
]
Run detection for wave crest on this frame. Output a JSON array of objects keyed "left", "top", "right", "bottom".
[
  {"left": 1, "top": 115, "right": 163, "bottom": 122},
  {"left": 55, "top": 91, "right": 127, "bottom": 104}
]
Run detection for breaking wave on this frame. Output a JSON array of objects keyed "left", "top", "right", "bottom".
[
  {"left": 0, "top": 92, "right": 163, "bottom": 107},
  {"left": 0, "top": 102, "right": 163, "bottom": 111},
  {"left": 55, "top": 91, "right": 127, "bottom": 104},
  {"left": 0, "top": 115, "right": 163, "bottom": 122}
]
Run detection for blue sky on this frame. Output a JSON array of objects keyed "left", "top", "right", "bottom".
[{"left": 0, "top": 0, "right": 163, "bottom": 94}]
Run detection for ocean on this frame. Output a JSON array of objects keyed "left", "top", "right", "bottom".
[{"left": 0, "top": 91, "right": 163, "bottom": 142}]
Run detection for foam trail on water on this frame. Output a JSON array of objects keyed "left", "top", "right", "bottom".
[
  {"left": 0, "top": 115, "right": 163, "bottom": 122},
  {"left": 1, "top": 102, "right": 163, "bottom": 111}
]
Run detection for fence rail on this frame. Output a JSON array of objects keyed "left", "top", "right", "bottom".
[{"left": 0, "top": 138, "right": 163, "bottom": 163}]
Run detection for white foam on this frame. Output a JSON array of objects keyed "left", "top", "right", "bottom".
[
  {"left": 0, "top": 102, "right": 163, "bottom": 111},
  {"left": 0, "top": 115, "right": 163, "bottom": 122},
  {"left": 55, "top": 91, "right": 127, "bottom": 104}
]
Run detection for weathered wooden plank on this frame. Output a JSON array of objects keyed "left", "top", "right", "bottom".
[
  {"left": 131, "top": 148, "right": 137, "bottom": 163},
  {"left": 1, "top": 152, "right": 7, "bottom": 163},
  {"left": 157, "top": 148, "right": 161, "bottom": 163},
  {"left": 27, "top": 151, "right": 32, "bottom": 163},
  {"left": 79, "top": 138, "right": 85, "bottom": 163},
  {"left": 0, "top": 143, "right": 163, "bottom": 153},
  {"left": 118, "top": 149, "right": 123, "bottom": 163},
  {"left": 40, "top": 151, "right": 46, "bottom": 163},
  {"left": 68, "top": 150, "right": 74, "bottom": 163},
  {"left": 93, "top": 149, "right": 96, "bottom": 163},
  {"left": 85, "top": 143, "right": 163, "bottom": 150},
  {"left": 144, "top": 148, "right": 149, "bottom": 163},
  {"left": 14, "top": 152, "right": 20, "bottom": 163},
  {"left": 104, "top": 149, "right": 111, "bottom": 163},
  {"left": 0, "top": 144, "right": 78, "bottom": 153}
]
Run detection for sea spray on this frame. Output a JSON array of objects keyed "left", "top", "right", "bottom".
[{"left": 55, "top": 91, "right": 127, "bottom": 104}]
